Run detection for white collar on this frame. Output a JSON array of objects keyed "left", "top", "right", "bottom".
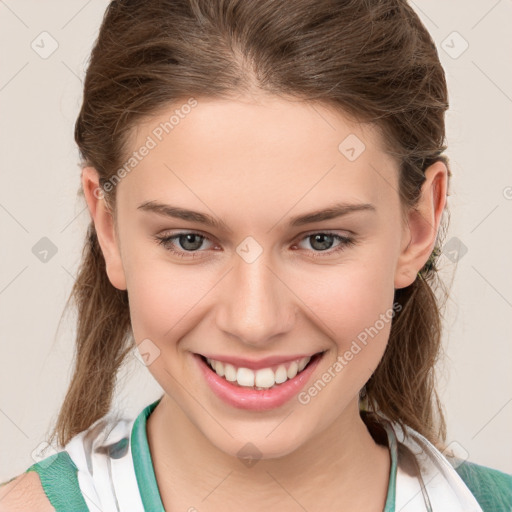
[
  {"left": 381, "top": 419, "right": 483, "bottom": 511},
  {"left": 64, "top": 401, "right": 483, "bottom": 512}
]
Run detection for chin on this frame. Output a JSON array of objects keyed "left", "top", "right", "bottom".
[{"left": 205, "top": 427, "right": 309, "bottom": 463}]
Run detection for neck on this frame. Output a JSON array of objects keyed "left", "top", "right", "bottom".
[{"left": 146, "top": 394, "right": 390, "bottom": 511}]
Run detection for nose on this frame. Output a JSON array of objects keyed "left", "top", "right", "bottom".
[{"left": 215, "top": 251, "right": 297, "bottom": 347}]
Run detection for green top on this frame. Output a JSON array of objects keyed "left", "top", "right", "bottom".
[
  {"left": 454, "top": 461, "right": 512, "bottom": 512},
  {"left": 23, "top": 398, "right": 512, "bottom": 511}
]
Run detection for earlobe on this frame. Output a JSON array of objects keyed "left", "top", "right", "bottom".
[
  {"left": 81, "top": 167, "right": 127, "bottom": 291},
  {"left": 394, "top": 161, "right": 448, "bottom": 289}
]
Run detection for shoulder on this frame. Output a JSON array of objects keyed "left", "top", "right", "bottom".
[
  {"left": 451, "top": 458, "right": 512, "bottom": 512},
  {"left": 1, "top": 451, "right": 89, "bottom": 512},
  {"left": 0, "top": 471, "right": 54, "bottom": 511}
]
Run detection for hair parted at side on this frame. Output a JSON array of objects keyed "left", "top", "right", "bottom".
[{"left": 49, "top": 0, "right": 451, "bottom": 449}]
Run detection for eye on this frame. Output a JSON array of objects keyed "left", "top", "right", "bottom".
[
  {"left": 154, "top": 230, "right": 356, "bottom": 259},
  {"left": 292, "top": 232, "right": 356, "bottom": 258},
  {"left": 154, "top": 231, "right": 215, "bottom": 259}
]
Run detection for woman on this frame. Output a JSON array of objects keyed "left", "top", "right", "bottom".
[{"left": 2, "top": 0, "right": 511, "bottom": 510}]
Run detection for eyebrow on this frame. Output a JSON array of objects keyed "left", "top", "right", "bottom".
[{"left": 137, "top": 200, "right": 376, "bottom": 231}]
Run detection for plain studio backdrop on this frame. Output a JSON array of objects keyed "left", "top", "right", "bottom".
[{"left": 0, "top": 0, "right": 511, "bottom": 480}]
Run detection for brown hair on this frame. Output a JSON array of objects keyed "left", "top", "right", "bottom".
[{"left": 49, "top": 0, "right": 451, "bottom": 449}]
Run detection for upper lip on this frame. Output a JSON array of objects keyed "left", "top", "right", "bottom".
[{"left": 196, "top": 351, "right": 324, "bottom": 370}]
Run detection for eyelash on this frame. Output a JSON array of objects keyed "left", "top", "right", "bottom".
[{"left": 154, "top": 231, "right": 356, "bottom": 259}]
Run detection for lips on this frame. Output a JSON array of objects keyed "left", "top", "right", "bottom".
[
  {"left": 195, "top": 351, "right": 325, "bottom": 371},
  {"left": 193, "top": 350, "right": 325, "bottom": 411}
]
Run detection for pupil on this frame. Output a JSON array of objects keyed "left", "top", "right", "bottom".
[
  {"left": 180, "top": 234, "right": 202, "bottom": 251},
  {"left": 311, "top": 234, "right": 333, "bottom": 251}
]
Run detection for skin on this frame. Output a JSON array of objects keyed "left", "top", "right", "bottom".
[{"left": 79, "top": 94, "right": 447, "bottom": 511}]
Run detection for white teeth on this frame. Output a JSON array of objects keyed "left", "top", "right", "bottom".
[
  {"left": 255, "top": 368, "right": 275, "bottom": 388},
  {"left": 298, "top": 357, "right": 309, "bottom": 372},
  {"left": 237, "top": 367, "right": 255, "bottom": 387},
  {"left": 224, "top": 363, "right": 237, "bottom": 382},
  {"left": 287, "top": 361, "right": 298, "bottom": 379},
  {"left": 205, "top": 355, "right": 312, "bottom": 389},
  {"left": 214, "top": 360, "right": 225, "bottom": 377},
  {"left": 274, "top": 365, "right": 288, "bottom": 384}
]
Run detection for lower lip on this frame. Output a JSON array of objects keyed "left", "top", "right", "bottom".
[{"left": 193, "top": 352, "right": 324, "bottom": 411}]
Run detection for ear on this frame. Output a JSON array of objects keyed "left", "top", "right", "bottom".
[
  {"left": 81, "top": 167, "right": 127, "bottom": 291},
  {"left": 394, "top": 160, "right": 448, "bottom": 289}
]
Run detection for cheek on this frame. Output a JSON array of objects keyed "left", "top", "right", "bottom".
[
  {"left": 292, "top": 263, "right": 397, "bottom": 417},
  {"left": 125, "top": 228, "right": 398, "bottom": 358},
  {"left": 291, "top": 255, "right": 397, "bottom": 381},
  {"left": 124, "top": 249, "right": 203, "bottom": 341},
  {"left": 297, "top": 258, "right": 395, "bottom": 337}
]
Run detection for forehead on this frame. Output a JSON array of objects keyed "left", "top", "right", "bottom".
[{"left": 117, "top": 96, "right": 399, "bottom": 218}]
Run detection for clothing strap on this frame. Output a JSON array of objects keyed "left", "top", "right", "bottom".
[
  {"left": 25, "top": 400, "right": 163, "bottom": 512},
  {"left": 63, "top": 412, "right": 148, "bottom": 512},
  {"left": 385, "top": 421, "right": 484, "bottom": 511},
  {"left": 25, "top": 451, "right": 88, "bottom": 511},
  {"left": 27, "top": 399, "right": 507, "bottom": 512}
]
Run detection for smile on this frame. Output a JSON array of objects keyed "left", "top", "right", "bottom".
[
  {"left": 203, "top": 354, "right": 315, "bottom": 389},
  {"left": 193, "top": 351, "right": 326, "bottom": 411}
]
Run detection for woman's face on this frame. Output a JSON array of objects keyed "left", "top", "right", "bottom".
[{"left": 93, "top": 95, "right": 426, "bottom": 459}]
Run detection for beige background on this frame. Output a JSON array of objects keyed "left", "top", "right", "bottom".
[{"left": 1, "top": 0, "right": 511, "bottom": 480}]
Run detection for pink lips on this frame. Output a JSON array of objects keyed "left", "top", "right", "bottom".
[
  {"left": 198, "top": 352, "right": 319, "bottom": 371},
  {"left": 193, "top": 351, "right": 324, "bottom": 411}
]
